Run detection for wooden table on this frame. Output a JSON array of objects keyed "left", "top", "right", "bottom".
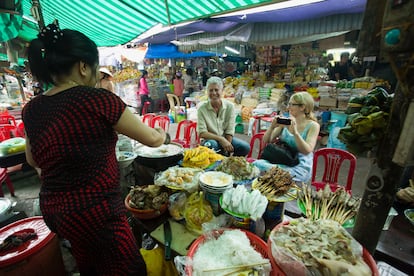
[{"left": 374, "top": 213, "right": 414, "bottom": 274}]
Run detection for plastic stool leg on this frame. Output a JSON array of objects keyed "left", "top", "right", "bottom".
[{"left": 5, "top": 178, "right": 15, "bottom": 197}]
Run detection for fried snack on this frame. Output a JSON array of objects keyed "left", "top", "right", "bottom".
[
  {"left": 182, "top": 146, "right": 224, "bottom": 169},
  {"left": 255, "top": 167, "right": 295, "bottom": 199}
]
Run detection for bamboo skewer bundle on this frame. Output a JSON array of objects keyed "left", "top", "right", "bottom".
[{"left": 298, "top": 184, "right": 361, "bottom": 225}]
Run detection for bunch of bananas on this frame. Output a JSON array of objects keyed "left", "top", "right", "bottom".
[{"left": 182, "top": 146, "right": 224, "bottom": 169}]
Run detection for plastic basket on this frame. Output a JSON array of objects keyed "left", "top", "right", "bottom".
[
  {"left": 267, "top": 221, "right": 379, "bottom": 276},
  {"left": 186, "top": 228, "right": 272, "bottom": 275}
]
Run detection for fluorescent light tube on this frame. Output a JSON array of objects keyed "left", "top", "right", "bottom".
[{"left": 225, "top": 46, "right": 240, "bottom": 55}]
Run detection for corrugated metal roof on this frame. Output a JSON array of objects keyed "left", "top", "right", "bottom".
[
  {"left": 250, "top": 13, "right": 363, "bottom": 43},
  {"left": 177, "top": 13, "right": 363, "bottom": 51},
  {"left": 17, "top": 0, "right": 273, "bottom": 46}
]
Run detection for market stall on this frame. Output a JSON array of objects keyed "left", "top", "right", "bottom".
[{"left": 114, "top": 133, "right": 383, "bottom": 275}]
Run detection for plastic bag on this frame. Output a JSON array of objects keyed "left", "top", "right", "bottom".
[
  {"left": 154, "top": 166, "right": 203, "bottom": 193},
  {"left": 168, "top": 192, "right": 187, "bottom": 221},
  {"left": 140, "top": 246, "right": 179, "bottom": 276},
  {"left": 269, "top": 219, "right": 370, "bottom": 276}
]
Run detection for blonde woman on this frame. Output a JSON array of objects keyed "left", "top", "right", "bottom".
[{"left": 253, "top": 92, "right": 320, "bottom": 182}]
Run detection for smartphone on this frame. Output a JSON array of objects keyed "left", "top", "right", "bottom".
[{"left": 277, "top": 117, "right": 291, "bottom": 125}]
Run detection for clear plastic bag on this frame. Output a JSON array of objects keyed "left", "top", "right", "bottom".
[{"left": 168, "top": 192, "right": 187, "bottom": 221}]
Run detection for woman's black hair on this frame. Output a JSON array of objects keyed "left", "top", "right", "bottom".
[
  {"left": 140, "top": 70, "right": 148, "bottom": 78},
  {"left": 28, "top": 23, "right": 99, "bottom": 85},
  {"left": 186, "top": 68, "right": 193, "bottom": 76}
]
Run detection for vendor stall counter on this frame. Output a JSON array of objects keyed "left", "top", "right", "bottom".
[{"left": 127, "top": 197, "right": 413, "bottom": 275}]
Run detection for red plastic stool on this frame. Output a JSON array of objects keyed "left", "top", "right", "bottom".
[
  {"left": 0, "top": 167, "right": 15, "bottom": 197},
  {"left": 141, "top": 101, "right": 151, "bottom": 115}
]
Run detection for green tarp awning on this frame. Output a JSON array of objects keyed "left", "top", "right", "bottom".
[{"left": 1, "top": 0, "right": 273, "bottom": 46}]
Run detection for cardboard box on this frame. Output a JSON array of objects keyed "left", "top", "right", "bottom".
[{"left": 319, "top": 96, "right": 337, "bottom": 108}]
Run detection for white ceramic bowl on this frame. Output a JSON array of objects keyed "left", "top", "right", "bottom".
[
  {"left": 199, "top": 171, "right": 233, "bottom": 189},
  {"left": 117, "top": 151, "right": 137, "bottom": 168},
  {"left": 404, "top": 209, "right": 414, "bottom": 226}
]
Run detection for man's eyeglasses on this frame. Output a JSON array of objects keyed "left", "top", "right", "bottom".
[{"left": 288, "top": 103, "right": 303, "bottom": 107}]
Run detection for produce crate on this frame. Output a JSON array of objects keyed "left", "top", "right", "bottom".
[{"left": 319, "top": 96, "right": 337, "bottom": 108}]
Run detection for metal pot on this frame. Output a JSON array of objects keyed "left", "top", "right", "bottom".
[
  {"left": 135, "top": 143, "right": 184, "bottom": 172},
  {"left": 0, "top": 197, "right": 17, "bottom": 222}
]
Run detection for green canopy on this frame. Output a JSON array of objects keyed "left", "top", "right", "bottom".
[
  {"left": 0, "top": 0, "right": 23, "bottom": 42},
  {"left": 0, "top": 53, "right": 26, "bottom": 66},
  {"left": 9, "top": 0, "right": 273, "bottom": 46}
]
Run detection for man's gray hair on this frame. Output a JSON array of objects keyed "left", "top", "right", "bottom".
[{"left": 206, "top": 76, "right": 223, "bottom": 91}]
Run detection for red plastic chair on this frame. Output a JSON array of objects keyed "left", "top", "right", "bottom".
[
  {"left": 0, "top": 125, "right": 17, "bottom": 142},
  {"left": 142, "top": 113, "right": 156, "bottom": 127},
  {"left": 172, "top": 120, "right": 199, "bottom": 148},
  {"left": 16, "top": 121, "right": 25, "bottom": 138},
  {"left": 246, "top": 132, "right": 266, "bottom": 160},
  {"left": 0, "top": 167, "right": 15, "bottom": 197},
  {"left": 311, "top": 148, "right": 357, "bottom": 192},
  {"left": 141, "top": 101, "right": 151, "bottom": 115},
  {"left": 151, "top": 115, "right": 170, "bottom": 132},
  {"left": 0, "top": 115, "right": 17, "bottom": 127}
]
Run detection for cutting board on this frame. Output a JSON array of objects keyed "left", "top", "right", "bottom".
[{"left": 151, "top": 219, "right": 199, "bottom": 256}]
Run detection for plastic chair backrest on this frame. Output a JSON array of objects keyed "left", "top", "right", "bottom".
[
  {"left": 16, "top": 122, "right": 25, "bottom": 138},
  {"left": 172, "top": 121, "right": 199, "bottom": 148},
  {"left": 311, "top": 148, "right": 357, "bottom": 192},
  {"left": 151, "top": 115, "right": 170, "bottom": 132},
  {"left": 247, "top": 132, "right": 266, "bottom": 159},
  {"left": 174, "top": 120, "right": 193, "bottom": 140},
  {"left": 0, "top": 115, "right": 17, "bottom": 126},
  {"left": 142, "top": 113, "right": 156, "bottom": 127},
  {"left": 166, "top": 94, "right": 181, "bottom": 110},
  {"left": 0, "top": 125, "right": 17, "bottom": 142},
  {"left": 187, "top": 122, "right": 199, "bottom": 148}
]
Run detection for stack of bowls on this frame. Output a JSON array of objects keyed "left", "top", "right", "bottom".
[{"left": 199, "top": 171, "right": 233, "bottom": 215}]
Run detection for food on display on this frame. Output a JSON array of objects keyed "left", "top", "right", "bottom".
[
  {"left": 184, "top": 191, "right": 214, "bottom": 234},
  {"left": 112, "top": 68, "right": 141, "bottom": 83},
  {"left": 299, "top": 184, "right": 361, "bottom": 226},
  {"left": 135, "top": 143, "right": 183, "bottom": 158},
  {"left": 0, "top": 137, "right": 25, "bottom": 155},
  {"left": 216, "top": 156, "right": 260, "bottom": 181},
  {"left": 154, "top": 166, "right": 203, "bottom": 192},
  {"left": 168, "top": 192, "right": 187, "bottom": 221},
  {"left": 127, "top": 185, "right": 168, "bottom": 210},
  {"left": 199, "top": 171, "right": 233, "bottom": 187},
  {"left": 191, "top": 229, "right": 271, "bottom": 276},
  {"left": 269, "top": 218, "right": 371, "bottom": 276},
  {"left": 221, "top": 185, "right": 268, "bottom": 220},
  {"left": 252, "top": 167, "right": 296, "bottom": 200},
  {"left": 182, "top": 146, "right": 224, "bottom": 169}
]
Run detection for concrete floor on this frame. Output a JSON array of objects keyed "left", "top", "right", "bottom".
[{"left": 2, "top": 122, "right": 373, "bottom": 274}]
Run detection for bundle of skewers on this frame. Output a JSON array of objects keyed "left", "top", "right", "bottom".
[
  {"left": 253, "top": 167, "right": 298, "bottom": 200},
  {"left": 298, "top": 184, "right": 361, "bottom": 225}
]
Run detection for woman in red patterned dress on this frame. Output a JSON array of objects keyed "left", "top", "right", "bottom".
[{"left": 23, "top": 23, "right": 167, "bottom": 275}]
